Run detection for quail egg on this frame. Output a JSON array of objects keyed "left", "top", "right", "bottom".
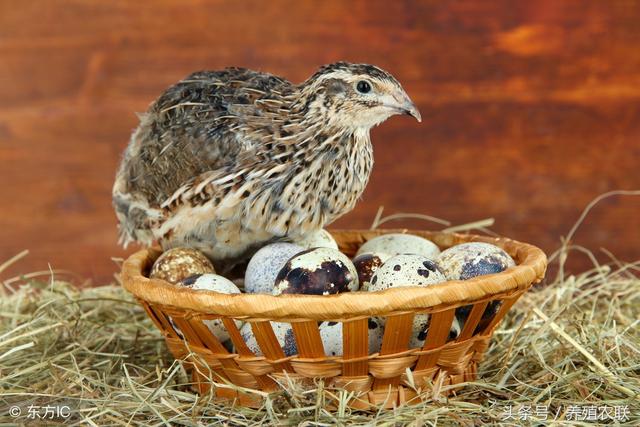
[
  {"left": 409, "top": 314, "right": 461, "bottom": 348},
  {"left": 368, "top": 254, "right": 446, "bottom": 292},
  {"left": 437, "top": 242, "right": 514, "bottom": 336},
  {"left": 239, "top": 320, "right": 384, "bottom": 357},
  {"left": 150, "top": 247, "right": 215, "bottom": 284},
  {"left": 352, "top": 252, "right": 390, "bottom": 291},
  {"left": 367, "top": 317, "right": 385, "bottom": 354},
  {"left": 180, "top": 272, "right": 241, "bottom": 292},
  {"left": 273, "top": 247, "right": 359, "bottom": 295},
  {"left": 356, "top": 233, "right": 440, "bottom": 260},
  {"left": 368, "top": 254, "right": 448, "bottom": 350},
  {"left": 317, "top": 320, "right": 386, "bottom": 356},
  {"left": 293, "top": 229, "right": 339, "bottom": 250},
  {"left": 437, "top": 242, "right": 515, "bottom": 281},
  {"left": 240, "top": 322, "right": 298, "bottom": 357},
  {"left": 245, "top": 242, "right": 304, "bottom": 294},
  {"left": 318, "top": 321, "right": 343, "bottom": 356},
  {"left": 455, "top": 300, "right": 503, "bottom": 335},
  {"left": 171, "top": 273, "right": 243, "bottom": 343}
]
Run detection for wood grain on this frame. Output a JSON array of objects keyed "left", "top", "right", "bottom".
[{"left": 1, "top": 0, "right": 639, "bottom": 284}]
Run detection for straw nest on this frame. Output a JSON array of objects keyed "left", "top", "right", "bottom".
[{"left": 1, "top": 196, "right": 639, "bottom": 425}]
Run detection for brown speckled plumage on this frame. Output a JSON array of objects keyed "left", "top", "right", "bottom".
[{"left": 113, "top": 62, "right": 420, "bottom": 266}]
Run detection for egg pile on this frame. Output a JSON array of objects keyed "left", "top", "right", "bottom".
[{"left": 149, "top": 230, "right": 515, "bottom": 356}]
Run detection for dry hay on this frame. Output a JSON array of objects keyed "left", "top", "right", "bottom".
[{"left": 1, "top": 193, "right": 639, "bottom": 426}]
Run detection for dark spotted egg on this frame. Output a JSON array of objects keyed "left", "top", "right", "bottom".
[
  {"left": 367, "top": 317, "right": 385, "bottom": 354},
  {"left": 245, "top": 242, "right": 304, "bottom": 294},
  {"left": 368, "top": 254, "right": 446, "bottom": 292},
  {"left": 410, "top": 314, "right": 461, "bottom": 348},
  {"left": 240, "top": 322, "right": 298, "bottom": 357},
  {"left": 352, "top": 252, "right": 390, "bottom": 291},
  {"left": 150, "top": 247, "right": 215, "bottom": 284},
  {"left": 437, "top": 242, "right": 515, "bottom": 281},
  {"left": 179, "top": 273, "right": 240, "bottom": 293},
  {"left": 437, "top": 243, "right": 513, "bottom": 337},
  {"left": 356, "top": 233, "right": 440, "bottom": 259},
  {"left": 367, "top": 254, "right": 447, "bottom": 348},
  {"left": 173, "top": 273, "right": 243, "bottom": 343},
  {"left": 455, "top": 300, "right": 503, "bottom": 335},
  {"left": 319, "top": 319, "right": 386, "bottom": 356},
  {"left": 272, "top": 247, "right": 359, "bottom": 295}
]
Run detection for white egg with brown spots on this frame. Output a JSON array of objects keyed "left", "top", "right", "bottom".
[
  {"left": 245, "top": 242, "right": 304, "bottom": 294},
  {"left": 318, "top": 321, "right": 343, "bottom": 356},
  {"left": 352, "top": 252, "right": 390, "bottom": 291},
  {"left": 293, "top": 229, "right": 339, "bottom": 250},
  {"left": 455, "top": 300, "right": 503, "bottom": 336},
  {"left": 149, "top": 247, "right": 215, "bottom": 284},
  {"left": 317, "top": 319, "right": 387, "bottom": 356},
  {"left": 409, "top": 314, "right": 461, "bottom": 348},
  {"left": 171, "top": 273, "right": 243, "bottom": 343},
  {"left": 180, "top": 273, "right": 240, "bottom": 293},
  {"left": 273, "top": 247, "right": 359, "bottom": 295},
  {"left": 237, "top": 319, "right": 385, "bottom": 357},
  {"left": 437, "top": 243, "right": 514, "bottom": 337},
  {"left": 368, "top": 254, "right": 446, "bottom": 292},
  {"left": 356, "top": 233, "right": 440, "bottom": 260},
  {"left": 368, "top": 254, "right": 447, "bottom": 350},
  {"left": 437, "top": 242, "right": 515, "bottom": 281},
  {"left": 240, "top": 322, "right": 298, "bottom": 357},
  {"left": 367, "top": 317, "right": 385, "bottom": 354}
]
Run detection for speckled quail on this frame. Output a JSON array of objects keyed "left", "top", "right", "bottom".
[{"left": 113, "top": 62, "right": 421, "bottom": 268}]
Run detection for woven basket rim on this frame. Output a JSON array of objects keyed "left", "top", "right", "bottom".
[{"left": 121, "top": 229, "right": 547, "bottom": 320}]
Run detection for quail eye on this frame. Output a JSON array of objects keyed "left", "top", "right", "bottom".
[{"left": 356, "top": 80, "right": 371, "bottom": 94}]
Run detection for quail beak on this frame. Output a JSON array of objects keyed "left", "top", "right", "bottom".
[
  {"left": 403, "top": 100, "right": 422, "bottom": 123},
  {"left": 390, "top": 91, "right": 422, "bottom": 122}
]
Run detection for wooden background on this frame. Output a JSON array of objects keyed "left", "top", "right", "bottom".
[{"left": 1, "top": 0, "right": 639, "bottom": 284}]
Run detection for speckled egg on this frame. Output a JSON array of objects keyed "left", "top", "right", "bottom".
[
  {"left": 150, "top": 247, "right": 215, "bottom": 284},
  {"left": 239, "top": 320, "right": 384, "bottom": 357},
  {"left": 272, "top": 247, "right": 359, "bottom": 295},
  {"left": 352, "top": 252, "right": 390, "bottom": 291},
  {"left": 368, "top": 254, "right": 448, "bottom": 351},
  {"left": 367, "top": 317, "right": 386, "bottom": 354},
  {"left": 409, "top": 314, "right": 461, "bottom": 348},
  {"left": 437, "top": 242, "right": 516, "bottom": 281},
  {"left": 293, "top": 229, "right": 339, "bottom": 250},
  {"left": 240, "top": 322, "right": 298, "bottom": 357},
  {"left": 316, "top": 321, "right": 362, "bottom": 357},
  {"left": 455, "top": 300, "right": 503, "bottom": 335},
  {"left": 174, "top": 273, "right": 243, "bottom": 342},
  {"left": 368, "top": 254, "right": 446, "bottom": 292},
  {"left": 244, "top": 243, "right": 304, "bottom": 294},
  {"left": 318, "top": 321, "right": 343, "bottom": 356},
  {"left": 356, "top": 233, "right": 440, "bottom": 260},
  {"left": 180, "top": 272, "right": 240, "bottom": 293},
  {"left": 317, "top": 320, "right": 387, "bottom": 356}
]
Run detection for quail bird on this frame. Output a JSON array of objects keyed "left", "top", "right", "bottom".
[{"left": 113, "top": 62, "right": 421, "bottom": 268}]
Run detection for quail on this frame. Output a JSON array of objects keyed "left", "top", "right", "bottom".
[{"left": 113, "top": 62, "right": 421, "bottom": 268}]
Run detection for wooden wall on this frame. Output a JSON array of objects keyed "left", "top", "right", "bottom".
[{"left": 1, "top": 0, "right": 639, "bottom": 284}]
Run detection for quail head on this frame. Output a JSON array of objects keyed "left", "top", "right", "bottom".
[{"left": 113, "top": 62, "right": 421, "bottom": 268}]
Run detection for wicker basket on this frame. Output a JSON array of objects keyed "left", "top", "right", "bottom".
[{"left": 121, "top": 229, "right": 546, "bottom": 409}]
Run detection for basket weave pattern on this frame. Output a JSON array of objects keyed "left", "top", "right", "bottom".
[{"left": 121, "top": 230, "right": 547, "bottom": 408}]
